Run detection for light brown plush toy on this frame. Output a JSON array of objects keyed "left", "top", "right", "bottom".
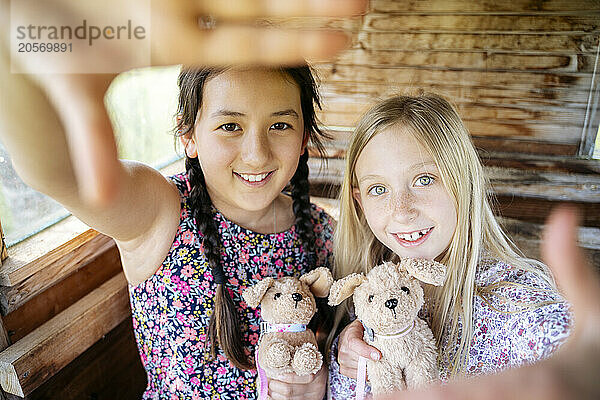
[
  {"left": 242, "top": 267, "right": 333, "bottom": 399},
  {"left": 328, "top": 259, "right": 446, "bottom": 397}
]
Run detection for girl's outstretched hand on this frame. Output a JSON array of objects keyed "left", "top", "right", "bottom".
[
  {"left": 337, "top": 319, "right": 382, "bottom": 378},
  {"left": 4, "top": 0, "right": 368, "bottom": 206},
  {"left": 266, "top": 363, "right": 328, "bottom": 400},
  {"left": 380, "top": 206, "right": 600, "bottom": 400}
]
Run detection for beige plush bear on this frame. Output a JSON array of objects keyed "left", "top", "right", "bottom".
[
  {"left": 328, "top": 259, "right": 446, "bottom": 396},
  {"left": 242, "top": 267, "right": 333, "bottom": 398}
]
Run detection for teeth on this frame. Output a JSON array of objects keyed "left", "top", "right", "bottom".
[
  {"left": 397, "top": 228, "right": 430, "bottom": 242},
  {"left": 238, "top": 172, "right": 269, "bottom": 182}
]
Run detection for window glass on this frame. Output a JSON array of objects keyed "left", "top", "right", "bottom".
[{"left": 0, "top": 65, "right": 181, "bottom": 246}]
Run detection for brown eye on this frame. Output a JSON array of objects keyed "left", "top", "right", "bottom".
[
  {"left": 368, "top": 295, "right": 374, "bottom": 302},
  {"left": 274, "top": 293, "right": 281, "bottom": 300},
  {"left": 401, "top": 286, "right": 410, "bottom": 294}
]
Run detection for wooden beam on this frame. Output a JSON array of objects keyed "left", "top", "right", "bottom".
[
  {"left": 362, "top": 13, "right": 600, "bottom": 33},
  {"left": 0, "top": 234, "right": 115, "bottom": 316},
  {"left": 371, "top": 0, "right": 600, "bottom": 13},
  {"left": 0, "top": 216, "right": 98, "bottom": 287},
  {"left": 3, "top": 244, "right": 122, "bottom": 342},
  {"left": 0, "top": 273, "right": 130, "bottom": 397}
]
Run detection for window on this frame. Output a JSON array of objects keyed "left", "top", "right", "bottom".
[{"left": 0, "top": 65, "right": 182, "bottom": 246}]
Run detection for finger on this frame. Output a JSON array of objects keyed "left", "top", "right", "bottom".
[
  {"left": 273, "top": 372, "right": 313, "bottom": 385},
  {"left": 155, "top": 24, "right": 350, "bottom": 66},
  {"left": 348, "top": 336, "right": 381, "bottom": 360},
  {"left": 338, "top": 365, "right": 357, "bottom": 379},
  {"left": 198, "top": 0, "right": 369, "bottom": 19},
  {"left": 542, "top": 206, "right": 600, "bottom": 326}
]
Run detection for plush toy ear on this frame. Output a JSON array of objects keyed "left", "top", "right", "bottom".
[
  {"left": 300, "top": 267, "right": 334, "bottom": 298},
  {"left": 242, "top": 277, "right": 275, "bottom": 308},
  {"left": 401, "top": 258, "right": 447, "bottom": 286},
  {"left": 328, "top": 273, "right": 367, "bottom": 306}
]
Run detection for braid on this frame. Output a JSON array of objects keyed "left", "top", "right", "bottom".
[
  {"left": 186, "top": 156, "right": 253, "bottom": 370},
  {"left": 290, "top": 151, "right": 315, "bottom": 262}
]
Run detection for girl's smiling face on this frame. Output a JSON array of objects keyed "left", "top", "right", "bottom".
[
  {"left": 353, "top": 124, "right": 458, "bottom": 261},
  {"left": 184, "top": 68, "right": 305, "bottom": 223}
]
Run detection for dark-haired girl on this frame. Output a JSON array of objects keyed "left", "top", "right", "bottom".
[{"left": 126, "top": 67, "right": 336, "bottom": 399}]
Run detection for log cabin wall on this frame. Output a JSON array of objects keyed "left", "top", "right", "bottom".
[{"left": 306, "top": 0, "right": 600, "bottom": 241}]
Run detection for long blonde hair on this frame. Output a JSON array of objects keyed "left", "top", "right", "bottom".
[{"left": 329, "top": 93, "right": 555, "bottom": 375}]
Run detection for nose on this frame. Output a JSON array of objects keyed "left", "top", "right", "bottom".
[
  {"left": 292, "top": 293, "right": 303, "bottom": 302},
  {"left": 385, "top": 298, "right": 398, "bottom": 309},
  {"left": 240, "top": 129, "right": 270, "bottom": 167},
  {"left": 390, "top": 191, "right": 418, "bottom": 222}
]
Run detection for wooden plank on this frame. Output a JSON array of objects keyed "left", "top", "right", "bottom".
[
  {"left": 28, "top": 319, "right": 145, "bottom": 400},
  {"left": 356, "top": 32, "right": 600, "bottom": 53},
  {"left": 363, "top": 13, "right": 600, "bottom": 33},
  {"left": 0, "top": 216, "right": 97, "bottom": 287},
  {"left": 315, "top": 64, "right": 593, "bottom": 90},
  {"left": 3, "top": 244, "right": 122, "bottom": 342},
  {"left": 317, "top": 81, "right": 592, "bottom": 108},
  {"left": 318, "top": 111, "right": 583, "bottom": 144},
  {"left": 0, "top": 273, "right": 130, "bottom": 397},
  {"left": 320, "top": 97, "right": 587, "bottom": 126},
  {"left": 0, "top": 234, "right": 115, "bottom": 316},
  {"left": 334, "top": 49, "right": 595, "bottom": 73},
  {"left": 371, "top": 0, "right": 600, "bottom": 13}
]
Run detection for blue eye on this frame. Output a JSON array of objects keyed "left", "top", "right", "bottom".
[
  {"left": 271, "top": 122, "right": 291, "bottom": 130},
  {"left": 368, "top": 185, "right": 387, "bottom": 196},
  {"left": 415, "top": 175, "right": 434, "bottom": 186},
  {"left": 218, "top": 123, "right": 240, "bottom": 132}
]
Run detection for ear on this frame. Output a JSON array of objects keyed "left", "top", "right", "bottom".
[
  {"left": 179, "top": 133, "right": 198, "bottom": 158},
  {"left": 401, "top": 258, "right": 447, "bottom": 286},
  {"left": 242, "top": 277, "right": 274, "bottom": 308},
  {"left": 300, "top": 267, "right": 334, "bottom": 298},
  {"left": 328, "top": 273, "right": 367, "bottom": 306},
  {"left": 301, "top": 132, "right": 310, "bottom": 153},
  {"left": 352, "top": 187, "right": 363, "bottom": 211}
]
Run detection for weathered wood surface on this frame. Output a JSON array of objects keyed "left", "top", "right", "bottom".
[
  {"left": 0, "top": 217, "right": 97, "bottom": 287},
  {"left": 0, "top": 273, "right": 130, "bottom": 397},
  {"left": 370, "top": 0, "right": 600, "bottom": 13},
  {"left": 0, "top": 234, "right": 114, "bottom": 316},
  {"left": 305, "top": 0, "right": 600, "bottom": 157},
  {"left": 3, "top": 244, "right": 122, "bottom": 343},
  {"left": 28, "top": 319, "right": 145, "bottom": 400}
]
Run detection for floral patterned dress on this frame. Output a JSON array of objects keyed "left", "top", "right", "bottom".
[
  {"left": 328, "top": 257, "right": 571, "bottom": 398},
  {"left": 128, "top": 172, "right": 335, "bottom": 400}
]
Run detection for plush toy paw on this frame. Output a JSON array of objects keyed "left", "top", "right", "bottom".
[
  {"left": 264, "top": 340, "right": 293, "bottom": 370},
  {"left": 292, "top": 342, "right": 322, "bottom": 375}
]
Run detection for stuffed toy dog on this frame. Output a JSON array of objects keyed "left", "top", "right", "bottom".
[
  {"left": 328, "top": 259, "right": 446, "bottom": 396},
  {"left": 242, "top": 267, "right": 333, "bottom": 398}
]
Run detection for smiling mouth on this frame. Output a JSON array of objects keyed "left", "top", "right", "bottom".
[
  {"left": 393, "top": 227, "right": 433, "bottom": 247},
  {"left": 234, "top": 171, "right": 274, "bottom": 185}
]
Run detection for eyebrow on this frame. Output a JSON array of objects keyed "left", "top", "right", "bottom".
[{"left": 210, "top": 109, "right": 300, "bottom": 119}]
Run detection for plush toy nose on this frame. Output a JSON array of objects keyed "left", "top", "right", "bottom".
[
  {"left": 385, "top": 298, "right": 398, "bottom": 309},
  {"left": 292, "top": 293, "right": 303, "bottom": 302}
]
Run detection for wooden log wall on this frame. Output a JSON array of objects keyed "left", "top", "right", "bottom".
[{"left": 310, "top": 0, "right": 600, "bottom": 156}]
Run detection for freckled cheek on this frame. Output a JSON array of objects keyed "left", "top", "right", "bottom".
[{"left": 362, "top": 199, "right": 389, "bottom": 234}]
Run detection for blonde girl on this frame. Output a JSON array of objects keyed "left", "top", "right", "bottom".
[{"left": 327, "top": 93, "right": 571, "bottom": 398}]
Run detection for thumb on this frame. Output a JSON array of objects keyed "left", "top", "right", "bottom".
[{"left": 541, "top": 206, "right": 600, "bottom": 333}]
